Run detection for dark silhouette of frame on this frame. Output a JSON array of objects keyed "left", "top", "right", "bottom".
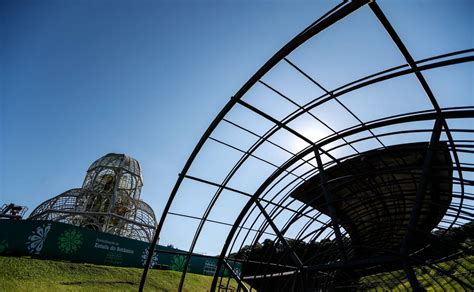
[{"left": 140, "top": 1, "right": 473, "bottom": 291}]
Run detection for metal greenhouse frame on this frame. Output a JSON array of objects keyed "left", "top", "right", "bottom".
[
  {"left": 141, "top": 1, "right": 473, "bottom": 290},
  {"left": 30, "top": 153, "right": 157, "bottom": 242}
]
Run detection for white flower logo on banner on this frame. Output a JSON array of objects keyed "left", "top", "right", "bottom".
[
  {"left": 141, "top": 247, "right": 159, "bottom": 267},
  {"left": 26, "top": 223, "right": 52, "bottom": 255}
]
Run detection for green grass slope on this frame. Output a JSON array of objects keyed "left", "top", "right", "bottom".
[
  {"left": 359, "top": 255, "right": 473, "bottom": 291},
  {"left": 0, "top": 256, "right": 240, "bottom": 291}
]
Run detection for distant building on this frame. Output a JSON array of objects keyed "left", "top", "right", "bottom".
[
  {"left": 29, "top": 153, "right": 156, "bottom": 242},
  {"left": 0, "top": 203, "right": 28, "bottom": 220}
]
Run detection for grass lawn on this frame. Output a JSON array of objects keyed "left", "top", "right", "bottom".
[
  {"left": 358, "top": 255, "right": 473, "bottom": 291},
  {"left": 0, "top": 256, "right": 241, "bottom": 291}
]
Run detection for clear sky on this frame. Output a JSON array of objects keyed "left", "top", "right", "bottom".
[{"left": 1, "top": 0, "right": 472, "bottom": 255}]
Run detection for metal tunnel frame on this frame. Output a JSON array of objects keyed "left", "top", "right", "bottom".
[{"left": 141, "top": 1, "right": 473, "bottom": 291}]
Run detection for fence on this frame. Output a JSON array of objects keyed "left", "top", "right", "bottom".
[{"left": 0, "top": 220, "right": 240, "bottom": 276}]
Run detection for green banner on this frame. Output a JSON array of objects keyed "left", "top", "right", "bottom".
[{"left": 0, "top": 220, "right": 241, "bottom": 277}]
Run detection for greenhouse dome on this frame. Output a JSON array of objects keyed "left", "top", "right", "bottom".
[{"left": 29, "top": 153, "right": 156, "bottom": 242}]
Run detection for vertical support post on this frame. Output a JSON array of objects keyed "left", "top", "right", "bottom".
[
  {"left": 105, "top": 170, "right": 122, "bottom": 234},
  {"left": 400, "top": 119, "right": 443, "bottom": 292},
  {"left": 400, "top": 119, "right": 443, "bottom": 254},
  {"left": 403, "top": 261, "right": 423, "bottom": 292},
  {"left": 313, "top": 147, "right": 348, "bottom": 262}
]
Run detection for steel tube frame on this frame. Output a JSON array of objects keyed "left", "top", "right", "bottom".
[{"left": 140, "top": 0, "right": 473, "bottom": 290}]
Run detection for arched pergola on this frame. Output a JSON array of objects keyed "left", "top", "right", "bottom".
[{"left": 141, "top": 1, "right": 473, "bottom": 290}]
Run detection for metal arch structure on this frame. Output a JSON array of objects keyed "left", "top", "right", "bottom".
[
  {"left": 141, "top": 1, "right": 473, "bottom": 291},
  {"left": 29, "top": 153, "right": 157, "bottom": 242},
  {"left": 0, "top": 203, "right": 28, "bottom": 220}
]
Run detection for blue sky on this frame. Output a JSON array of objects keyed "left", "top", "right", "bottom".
[
  {"left": 1, "top": 0, "right": 473, "bottom": 255},
  {"left": 1, "top": 0, "right": 332, "bottom": 209}
]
